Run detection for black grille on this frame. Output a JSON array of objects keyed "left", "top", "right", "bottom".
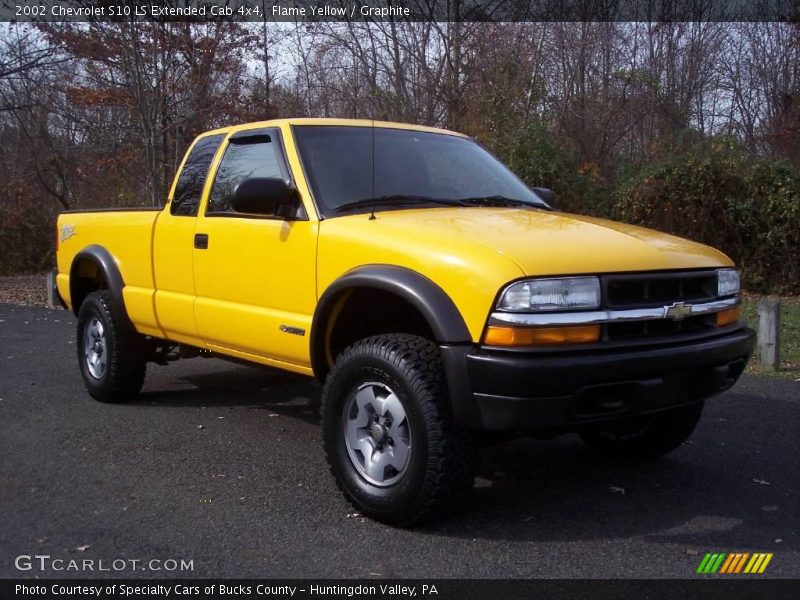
[
  {"left": 603, "top": 271, "right": 717, "bottom": 308},
  {"left": 605, "top": 314, "right": 715, "bottom": 342}
]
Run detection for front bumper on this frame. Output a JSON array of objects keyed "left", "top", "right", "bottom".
[{"left": 442, "top": 327, "right": 755, "bottom": 432}]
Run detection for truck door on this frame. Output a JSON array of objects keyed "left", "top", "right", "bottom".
[
  {"left": 191, "top": 128, "right": 317, "bottom": 371},
  {"left": 153, "top": 133, "right": 224, "bottom": 345}
]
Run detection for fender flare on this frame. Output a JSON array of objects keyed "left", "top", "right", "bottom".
[
  {"left": 69, "top": 245, "right": 130, "bottom": 327},
  {"left": 310, "top": 265, "right": 471, "bottom": 378}
]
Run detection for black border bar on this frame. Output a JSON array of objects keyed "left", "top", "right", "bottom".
[
  {"left": 3, "top": 579, "right": 800, "bottom": 600},
  {"left": 2, "top": 0, "right": 799, "bottom": 23}
]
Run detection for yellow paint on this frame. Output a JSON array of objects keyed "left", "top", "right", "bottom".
[
  {"left": 122, "top": 286, "right": 160, "bottom": 334},
  {"left": 204, "top": 343, "right": 313, "bottom": 376},
  {"left": 55, "top": 118, "right": 737, "bottom": 371},
  {"left": 191, "top": 124, "right": 318, "bottom": 364},
  {"left": 56, "top": 210, "right": 158, "bottom": 316},
  {"left": 315, "top": 207, "right": 731, "bottom": 341},
  {"left": 55, "top": 273, "right": 71, "bottom": 307}
]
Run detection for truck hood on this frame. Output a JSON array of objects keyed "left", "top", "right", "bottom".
[{"left": 359, "top": 207, "right": 733, "bottom": 275}]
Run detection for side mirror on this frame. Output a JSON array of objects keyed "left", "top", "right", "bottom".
[
  {"left": 532, "top": 187, "right": 556, "bottom": 208},
  {"left": 231, "top": 178, "right": 302, "bottom": 218}
]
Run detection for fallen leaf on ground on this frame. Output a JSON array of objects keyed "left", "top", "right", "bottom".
[
  {"left": 752, "top": 478, "right": 770, "bottom": 485},
  {"left": 0, "top": 275, "right": 50, "bottom": 307},
  {"left": 608, "top": 485, "right": 625, "bottom": 494}
]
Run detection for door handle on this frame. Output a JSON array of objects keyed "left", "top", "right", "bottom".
[{"left": 194, "top": 233, "right": 209, "bottom": 250}]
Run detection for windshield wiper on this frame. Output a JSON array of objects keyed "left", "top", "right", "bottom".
[
  {"left": 456, "top": 195, "right": 545, "bottom": 208},
  {"left": 334, "top": 195, "right": 462, "bottom": 213}
]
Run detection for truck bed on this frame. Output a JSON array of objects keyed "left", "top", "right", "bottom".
[{"left": 55, "top": 209, "right": 160, "bottom": 315}]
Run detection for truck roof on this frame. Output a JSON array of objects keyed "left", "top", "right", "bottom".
[{"left": 197, "top": 118, "right": 468, "bottom": 140}]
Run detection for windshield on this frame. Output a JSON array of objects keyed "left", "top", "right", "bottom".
[{"left": 293, "top": 125, "right": 548, "bottom": 217}]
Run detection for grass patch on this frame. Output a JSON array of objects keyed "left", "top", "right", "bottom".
[{"left": 740, "top": 294, "right": 800, "bottom": 380}]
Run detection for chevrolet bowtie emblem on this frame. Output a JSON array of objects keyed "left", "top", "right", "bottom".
[{"left": 665, "top": 302, "right": 693, "bottom": 320}]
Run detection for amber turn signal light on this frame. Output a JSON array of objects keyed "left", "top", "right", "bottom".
[
  {"left": 484, "top": 324, "right": 601, "bottom": 347},
  {"left": 716, "top": 307, "right": 741, "bottom": 327}
]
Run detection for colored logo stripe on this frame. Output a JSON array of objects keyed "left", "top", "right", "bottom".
[
  {"left": 719, "top": 553, "right": 749, "bottom": 573},
  {"left": 697, "top": 553, "right": 726, "bottom": 573},
  {"left": 734, "top": 553, "right": 751, "bottom": 573},
  {"left": 744, "top": 553, "right": 773, "bottom": 574},
  {"left": 719, "top": 554, "right": 736, "bottom": 573},
  {"left": 697, "top": 552, "right": 773, "bottom": 574}
]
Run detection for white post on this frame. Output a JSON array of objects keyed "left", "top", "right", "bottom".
[{"left": 758, "top": 297, "right": 781, "bottom": 371}]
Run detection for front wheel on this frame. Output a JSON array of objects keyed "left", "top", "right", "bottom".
[
  {"left": 76, "top": 290, "right": 147, "bottom": 403},
  {"left": 321, "top": 334, "right": 478, "bottom": 526},
  {"left": 579, "top": 401, "right": 704, "bottom": 458}
]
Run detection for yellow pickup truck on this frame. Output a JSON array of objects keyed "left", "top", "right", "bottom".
[{"left": 51, "top": 118, "right": 755, "bottom": 525}]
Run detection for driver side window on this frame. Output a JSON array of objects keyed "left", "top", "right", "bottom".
[{"left": 207, "top": 133, "right": 288, "bottom": 215}]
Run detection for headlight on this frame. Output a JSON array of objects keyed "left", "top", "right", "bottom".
[
  {"left": 717, "top": 269, "right": 740, "bottom": 296},
  {"left": 498, "top": 276, "right": 601, "bottom": 312}
]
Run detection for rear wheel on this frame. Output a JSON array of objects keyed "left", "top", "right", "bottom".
[
  {"left": 321, "top": 334, "right": 478, "bottom": 526},
  {"left": 76, "top": 290, "right": 146, "bottom": 402},
  {"left": 579, "top": 402, "right": 704, "bottom": 458}
]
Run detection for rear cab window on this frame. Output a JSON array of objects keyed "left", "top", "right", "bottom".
[{"left": 170, "top": 133, "right": 225, "bottom": 216}]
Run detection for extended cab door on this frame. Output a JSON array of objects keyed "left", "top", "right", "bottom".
[
  {"left": 153, "top": 133, "right": 225, "bottom": 345},
  {"left": 191, "top": 127, "right": 317, "bottom": 372}
]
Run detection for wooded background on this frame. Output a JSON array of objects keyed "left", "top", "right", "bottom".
[{"left": 1, "top": 21, "right": 798, "bottom": 291}]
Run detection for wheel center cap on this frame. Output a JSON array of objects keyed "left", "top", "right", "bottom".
[{"left": 370, "top": 422, "right": 386, "bottom": 443}]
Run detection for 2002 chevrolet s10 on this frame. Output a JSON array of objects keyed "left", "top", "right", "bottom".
[{"left": 50, "top": 118, "right": 755, "bottom": 525}]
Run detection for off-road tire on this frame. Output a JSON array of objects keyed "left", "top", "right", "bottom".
[
  {"left": 579, "top": 401, "right": 704, "bottom": 458},
  {"left": 76, "top": 290, "right": 147, "bottom": 402},
  {"left": 321, "top": 334, "right": 478, "bottom": 526}
]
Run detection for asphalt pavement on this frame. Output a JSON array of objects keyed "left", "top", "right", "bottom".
[{"left": 1, "top": 304, "right": 797, "bottom": 578}]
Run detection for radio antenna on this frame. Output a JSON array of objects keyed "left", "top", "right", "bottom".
[{"left": 369, "top": 117, "right": 376, "bottom": 220}]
